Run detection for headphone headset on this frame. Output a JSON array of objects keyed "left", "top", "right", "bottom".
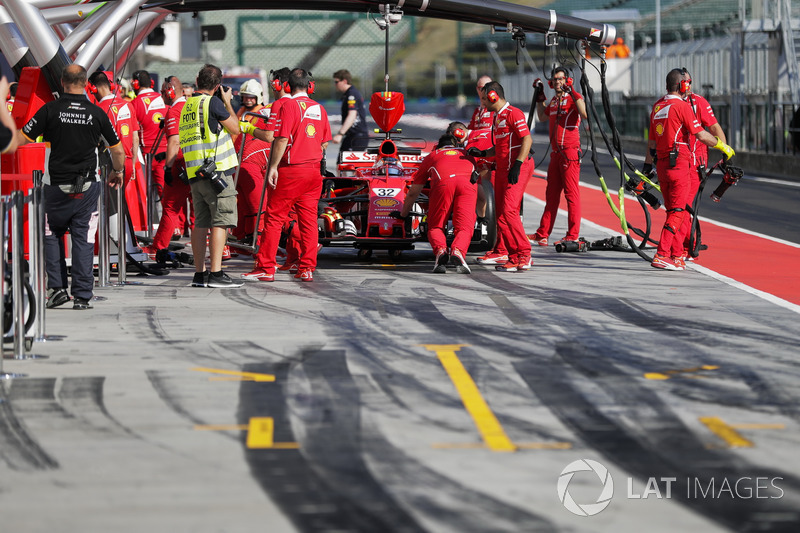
[
  {"left": 486, "top": 89, "right": 499, "bottom": 104},
  {"left": 131, "top": 76, "right": 154, "bottom": 91},
  {"left": 548, "top": 68, "right": 574, "bottom": 89},
  {"left": 87, "top": 72, "right": 116, "bottom": 95},
  {"left": 679, "top": 67, "right": 692, "bottom": 94},
  {"left": 451, "top": 126, "right": 467, "bottom": 143},
  {"left": 270, "top": 69, "right": 290, "bottom": 93},
  {"left": 307, "top": 70, "right": 315, "bottom": 95},
  {"left": 163, "top": 76, "right": 176, "bottom": 100}
]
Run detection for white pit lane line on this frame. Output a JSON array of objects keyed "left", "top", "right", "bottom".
[{"left": 525, "top": 177, "right": 800, "bottom": 316}]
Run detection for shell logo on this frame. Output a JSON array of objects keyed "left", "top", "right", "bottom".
[
  {"left": 375, "top": 198, "right": 400, "bottom": 207},
  {"left": 121, "top": 124, "right": 130, "bottom": 136},
  {"left": 305, "top": 124, "right": 317, "bottom": 137},
  {"left": 655, "top": 124, "right": 664, "bottom": 136},
  {"left": 152, "top": 112, "right": 163, "bottom": 124},
  {"left": 445, "top": 150, "right": 458, "bottom": 155}
]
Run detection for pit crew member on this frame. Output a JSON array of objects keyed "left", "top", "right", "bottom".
[
  {"left": 644, "top": 68, "right": 735, "bottom": 270},
  {"left": 468, "top": 81, "right": 534, "bottom": 272},
  {"left": 395, "top": 122, "right": 478, "bottom": 274},
  {"left": 529, "top": 67, "right": 587, "bottom": 247},
  {"left": 241, "top": 68, "right": 331, "bottom": 282}
]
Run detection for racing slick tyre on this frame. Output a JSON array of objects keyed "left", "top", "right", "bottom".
[
  {"left": 357, "top": 248, "right": 373, "bottom": 261},
  {"left": 468, "top": 179, "right": 497, "bottom": 253},
  {"left": 388, "top": 248, "right": 403, "bottom": 261}
]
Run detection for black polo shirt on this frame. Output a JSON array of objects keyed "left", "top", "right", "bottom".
[
  {"left": 23, "top": 93, "right": 120, "bottom": 186},
  {"left": 340, "top": 85, "right": 368, "bottom": 138}
]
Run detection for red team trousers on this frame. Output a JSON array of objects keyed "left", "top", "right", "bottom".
[
  {"left": 427, "top": 174, "right": 478, "bottom": 254},
  {"left": 535, "top": 148, "right": 582, "bottom": 241},
  {"left": 656, "top": 154, "right": 692, "bottom": 259},
  {"left": 495, "top": 159, "right": 534, "bottom": 261},
  {"left": 254, "top": 163, "right": 322, "bottom": 272}
]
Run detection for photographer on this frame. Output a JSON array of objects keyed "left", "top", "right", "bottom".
[{"left": 179, "top": 64, "right": 242, "bottom": 288}]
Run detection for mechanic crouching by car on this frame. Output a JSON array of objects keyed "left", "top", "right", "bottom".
[
  {"left": 240, "top": 68, "right": 331, "bottom": 283},
  {"left": 393, "top": 122, "right": 478, "bottom": 274}
]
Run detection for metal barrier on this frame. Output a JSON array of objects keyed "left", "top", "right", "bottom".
[{"left": 0, "top": 195, "right": 26, "bottom": 378}]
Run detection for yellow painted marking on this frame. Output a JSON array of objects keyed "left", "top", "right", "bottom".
[
  {"left": 644, "top": 364, "right": 719, "bottom": 380},
  {"left": 700, "top": 417, "right": 754, "bottom": 448},
  {"left": 432, "top": 441, "right": 571, "bottom": 450},
  {"left": 422, "top": 344, "right": 517, "bottom": 452},
  {"left": 246, "top": 417, "right": 275, "bottom": 448},
  {"left": 195, "top": 421, "right": 300, "bottom": 449},
  {"left": 192, "top": 367, "right": 275, "bottom": 382},
  {"left": 730, "top": 423, "right": 786, "bottom": 430},
  {"left": 194, "top": 424, "right": 247, "bottom": 431}
]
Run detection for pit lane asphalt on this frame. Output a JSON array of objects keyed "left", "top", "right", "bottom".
[{"left": 2, "top": 191, "right": 799, "bottom": 533}]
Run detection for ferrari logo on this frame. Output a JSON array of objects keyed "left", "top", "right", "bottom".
[
  {"left": 112, "top": 106, "right": 119, "bottom": 114},
  {"left": 144, "top": 97, "right": 151, "bottom": 106},
  {"left": 299, "top": 101, "right": 307, "bottom": 111},
  {"left": 305, "top": 124, "right": 316, "bottom": 137}
]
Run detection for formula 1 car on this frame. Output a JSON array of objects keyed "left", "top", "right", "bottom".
[{"left": 316, "top": 92, "right": 496, "bottom": 259}]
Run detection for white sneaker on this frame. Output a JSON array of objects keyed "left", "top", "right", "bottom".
[
  {"left": 433, "top": 249, "right": 449, "bottom": 273},
  {"left": 450, "top": 249, "right": 471, "bottom": 274}
]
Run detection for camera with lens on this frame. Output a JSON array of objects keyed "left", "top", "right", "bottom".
[
  {"left": 195, "top": 158, "right": 228, "bottom": 194},
  {"left": 214, "top": 85, "right": 231, "bottom": 100}
]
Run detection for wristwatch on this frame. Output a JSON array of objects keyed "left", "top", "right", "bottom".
[{"left": 113, "top": 168, "right": 124, "bottom": 174}]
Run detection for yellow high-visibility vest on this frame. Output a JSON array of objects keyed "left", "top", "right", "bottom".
[{"left": 179, "top": 95, "right": 238, "bottom": 180}]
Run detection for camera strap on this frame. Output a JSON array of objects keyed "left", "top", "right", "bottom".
[{"left": 198, "top": 95, "right": 221, "bottom": 164}]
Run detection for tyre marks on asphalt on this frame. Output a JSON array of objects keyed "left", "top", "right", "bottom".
[
  {"left": 515, "top": 342, "right": 800, "bottom": 532},
  {"left": 238, "top": 359, "right": 425, "bottom": 533},
  {"left": 0, "top": 379, "right": 59, "bottom": 470}
]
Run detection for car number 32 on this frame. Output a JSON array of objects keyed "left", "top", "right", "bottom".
[{"left": 374, "top": 188, "right": 401, "bottom": 197}]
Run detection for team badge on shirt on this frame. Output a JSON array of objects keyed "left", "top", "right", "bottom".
[
  {"left": 654, "top": 104, "right": 670, "bottom": 119},
  {"left": 152, "top": 112, "right": 163, "bottom": 124},
  {"left": 306, "top": 124, "right": 317, "bottom": 137},
  {"left": 121, "top": 124, "right": 130, "bottom": 136},
  {"left": 656, "top": 124, "right": 664, "bottom": 136}
]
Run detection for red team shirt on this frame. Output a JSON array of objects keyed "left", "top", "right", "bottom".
[
  {"left": 132, "top": 88, "right": 168, "bottom": 154},
  {"left": 412, "top": 146, "right": 476, "bottom": 187},
  {"left": 266, "top": 95, "right": 291, "bottom": 135},
  {"left": 97, "top": 95, "right": 138, "bottom": 160},
  {"left": 649, "top": 94, "right": 703, "bottom": 160},
  {"left": 686, "top": 93, "right": 717, "bottom": 166},
  {"left": 276, "top": 94, "right": 332, "bottom": 166},
  {"left": 546, "top": 91, "right": 584, "bottom": 150},
  {"left": 164, "top": 96, "right": 186, "bottom": 167},
  {"left": 492, "top": 103, "right": 530, "bottom": 171},
  {"left": 468, "top": 105, "right": 494, "bottom": 132}
]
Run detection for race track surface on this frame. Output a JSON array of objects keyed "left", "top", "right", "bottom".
[{"left": 2, "top": 179, "right": 799, "bottom": 532}]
